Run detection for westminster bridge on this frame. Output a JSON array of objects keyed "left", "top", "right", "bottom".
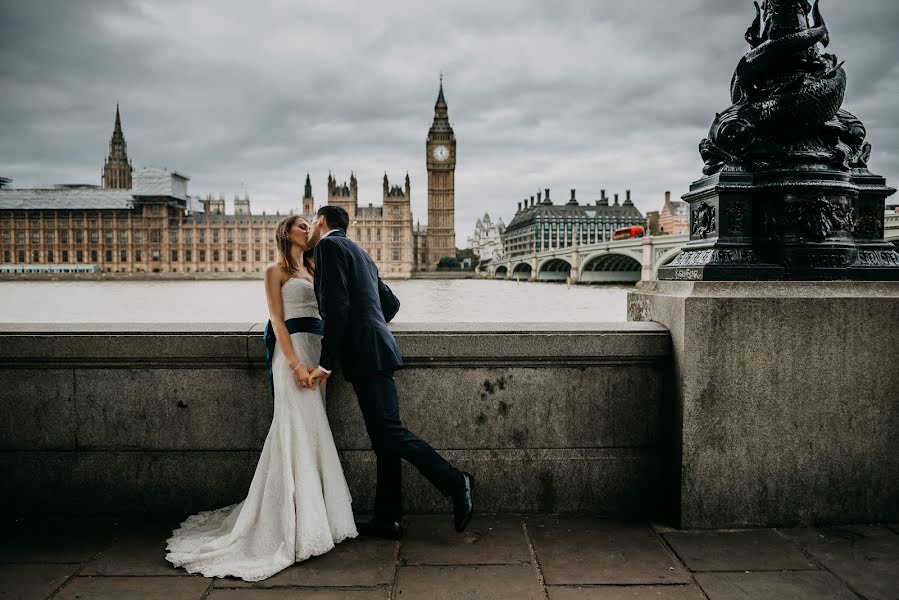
[{"left": 489, "top": 212, "right": 899, "bottom": 283}]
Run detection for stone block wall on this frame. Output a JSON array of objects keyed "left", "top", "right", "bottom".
[{"left": 0, "top": 323, "right": 670, "bottom": 517}]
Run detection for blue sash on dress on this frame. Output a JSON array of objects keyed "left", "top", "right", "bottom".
[{"left": 262, "top": 317, "right": 324, "bottom": 397}]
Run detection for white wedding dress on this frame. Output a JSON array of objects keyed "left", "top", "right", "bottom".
[{"left": 165, "top": 277, "right": 357, "bottom": 581}]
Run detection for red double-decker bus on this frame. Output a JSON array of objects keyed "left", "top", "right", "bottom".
[{"left": 612, "top": 225, "right": 645, "bottom": 241}]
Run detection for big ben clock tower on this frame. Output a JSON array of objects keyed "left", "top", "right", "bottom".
[{"left": 425, "top": 76, "right": 456, "bottom": 269}]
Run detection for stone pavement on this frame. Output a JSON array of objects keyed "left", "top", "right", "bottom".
[{"left": 1, "top": 515, "right": 897, "bottom": 599}]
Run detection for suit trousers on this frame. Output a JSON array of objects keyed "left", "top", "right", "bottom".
[{"left": 351, "top": 369, "right": 463, "bottom": 522}]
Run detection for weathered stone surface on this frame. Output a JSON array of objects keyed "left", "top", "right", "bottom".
[
  {"left": 0, "top": 519, "right": 117, "bottom": 563},
  {"left": 75, "top": 368, "right": 272, "bottom": 450},
  {"left": 0, "top": 563, "right": 79, "bottom": 599},
  {"left": 629, "top": 281, "right": 899, "bottom": 528},
  {"left": 344, "top": 448, "right": 660, "bottom": 514},
  {"left": 54, "top": 575, "right": 211, "bottom": 600},
  {"left": 396, "top": 565, "right": 544, "bottom": 599},
  {"left": 208, "top": 590, "right": 389, "bottom": 599},
  {"left": 0, "top": 446, "right": 658, "bottom": 516},
  {"left": 694, "top": 571, "right": 857, "bottom": 600},
  {"left": 662, "top": 530, "right": 813, "bottom": 572},
  {"left": 391, "top": 322, "right": 670, "bottom": 357},
  {"left": 0, "top": 324, "right": 253, "bottom": 362},
  {"left": 547, "top": 584, "right": 706, "bottom": 599},
  {"left": 527, "top": 517, "right": 690, "bottom": 585},
  {"left": 400, "top": 515, "right": 530, "bottom": 565},
  {"left": 83, "top": 521, "right": 185, "bottom": 576},
  {"left": 217, "top": 537, "right": 396, "bottom": 588},
  {"left": 0, "top": 451, "right": 258, "bottom": 514},
  {"left": 0, "top": 324, "right": 669, "bottom": 516},
  {"left": 780, "top": 525, "right": 899, "bottom": 600},
  {"left": 0, "top": 369, "right": 76, "bottom": 450},
  {"left": 328, "top": 366, "right": 663, "bottom": 451}
]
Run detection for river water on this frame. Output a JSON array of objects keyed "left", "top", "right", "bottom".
[{"left": 0, "top": 280, "right": 633, "bottom": 323}]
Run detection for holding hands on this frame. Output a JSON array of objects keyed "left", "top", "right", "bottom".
[
  {"left": 309, "top": 367, "right": 330, "bottom": 389},
  {"left": 289, "top": 360, "right": 315, "bottom": 389}
]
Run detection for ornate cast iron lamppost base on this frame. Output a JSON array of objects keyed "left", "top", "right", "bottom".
[
  {"left": 660, "top": 0, "right": 899, "bottom": 281},
  {"left": 658, "top": 169, "right": 785, "bottom": 281}
]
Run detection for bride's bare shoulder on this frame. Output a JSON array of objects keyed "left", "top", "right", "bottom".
[{"left": 264, "top": 263, "right": 288, "bottom": 282}]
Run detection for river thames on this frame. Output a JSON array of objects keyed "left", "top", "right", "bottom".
[{"left": 0, "top": 280, "right": 633, "bottom": 323}]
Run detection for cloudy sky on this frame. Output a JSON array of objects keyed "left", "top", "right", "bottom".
[{"left": 2, "top": 0, "right": 897, "bottom": 240}]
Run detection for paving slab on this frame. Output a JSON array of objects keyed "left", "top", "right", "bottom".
[
  {"left": 82, "top": 520, "right": 186, "bottom": 576},
  {"left": 527, "top": 517, "right": 690, "bottom": 585},
  {"left": 395, "top": 564, "right": 544, "bottom": 599},
  {"left": 54, "top": 575, "right": 211, "bottom": 600},
  {"left": 401, "top": 515, "right": 530, "bottom": 565},
  {"left": 207, "top": 589, "right": 389, "bottom": 599},
  {"left": 0, "top": 563, "right": 80, "bottom": 600},
  {"left": 0, "top": 519, "right": 116, "bottom": 563},
  {"left": 215, "top": 537, "right": 396, "bottom": 588},
  {"left": 662, "top": 529, "right": 814, "bottom": 572},
  {"left": 780, "top": 525, "right": 899, "bottom": 600},
  {"left": 694, "top": 571, "right": 858, "bottom": 600},
  {"left": 547, "top": 584, "right": 707, "bottom": 599}
]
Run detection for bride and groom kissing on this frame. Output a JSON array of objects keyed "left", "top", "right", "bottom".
[{"left": 165, "top": 205, "right": 474, "bottom": 582}]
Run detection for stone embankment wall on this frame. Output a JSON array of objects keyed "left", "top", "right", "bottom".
[{"left": 0, "top": 323, "right": 670, "bottom": 517}]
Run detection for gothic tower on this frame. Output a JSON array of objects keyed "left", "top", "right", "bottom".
[
  {"left": 425, "top": 76, "right": 456, "bottom": 269},
  {"left": 303, "top": 173, "right": 314, "bottom": 215},
  {"left": 327, "top": 172, "right": 358, "bottom": 218},
  {"left": 102, "top": 104, "right": 133, "bottom": 189}
]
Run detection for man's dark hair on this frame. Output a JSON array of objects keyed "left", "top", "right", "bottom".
[{"left": 317, "top": 205, "right": 350, "bottom": 231}]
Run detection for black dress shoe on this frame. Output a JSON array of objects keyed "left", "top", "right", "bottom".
[
  {"left": 452, "top": 471, "right": 475, "bottom": 532},
  {"left": 355, "top": 519, "right": 403, "bottom": 540}
]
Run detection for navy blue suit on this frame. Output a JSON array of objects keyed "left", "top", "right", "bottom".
[
  {"left": 313, "top": 230, "right": 463, "bottom": 521},
  {"left": 313, "top": 230, "right": 402, "bottom": 380}
]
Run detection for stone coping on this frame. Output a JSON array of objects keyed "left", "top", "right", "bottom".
[
  {"left": 0, "top": 322, "right": 671, "bottom": 364},
  {"left": 634, "top": 280, "right": 899, "bottom": 298}
]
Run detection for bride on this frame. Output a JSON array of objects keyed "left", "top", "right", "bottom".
[{"left": 165, "top": 215, "right": 357, "bottom": 581}]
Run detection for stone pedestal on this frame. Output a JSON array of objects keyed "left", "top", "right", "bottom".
[{"left": 628, "top": 281, "right": 899, "bottom": 528}]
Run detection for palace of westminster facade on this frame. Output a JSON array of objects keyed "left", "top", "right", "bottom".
[{"left": 0, "top": 83, "right": 458, "bottom": 277}]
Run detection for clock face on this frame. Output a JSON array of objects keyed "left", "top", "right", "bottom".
[{"left": 432, "top": 145, "right": 450, "bottom": 161}]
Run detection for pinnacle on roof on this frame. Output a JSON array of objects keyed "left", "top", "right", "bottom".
[
  {"left": 114, "top": 104, "right": 122, "bottom": 133},
  {"left": 435, "top": 74, "right": 447, "bottom": 109}
]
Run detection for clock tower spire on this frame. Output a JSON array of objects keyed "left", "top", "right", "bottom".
[{"left": 425, "top": 75, "right": 456, "bottom": 270}]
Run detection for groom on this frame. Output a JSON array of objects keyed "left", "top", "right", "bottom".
[{"left": 308, "top": 205, "right": 474, "bottom": 539}]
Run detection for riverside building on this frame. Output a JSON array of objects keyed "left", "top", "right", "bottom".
[
  {"left": 501, "top": 188, "right": 645, "bottom": 259},
  {"left": 658, "top": 191, "right": 689, "bottom": 235},
  {"left": 1, "top": 80, "right": 458, "bottom": 277},
  {"left": 467, "top": 212, "right": 506, "bottom": 269}
]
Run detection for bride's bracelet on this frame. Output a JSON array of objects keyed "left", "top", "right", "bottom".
[{"left": 291, "top": 362, "right": 305, "bottom": 374}]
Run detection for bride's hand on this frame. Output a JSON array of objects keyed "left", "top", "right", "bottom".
[{"left": 290, "top": 361, "right": 314, "bottom": 389}]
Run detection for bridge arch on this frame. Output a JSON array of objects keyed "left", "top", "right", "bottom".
[
  {"left": 494, "top": 265, "right": 508, "bottom": 280},
  {"left": 536, "top": 258, "right": 572, "bottom": 282},
  {"left": 511, "top": 262, "right": 533, "bottom": 280},
  {"left": 580, "top": 252, "right": 641, "bottom": 284}
]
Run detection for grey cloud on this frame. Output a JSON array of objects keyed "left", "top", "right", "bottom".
[{"left": 1, "top": 0, "right": 897, "bottom": 238}]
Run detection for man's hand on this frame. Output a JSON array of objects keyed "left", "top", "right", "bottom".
[{"left": 310, "top": 367, "right": 331, "bottom": 388}]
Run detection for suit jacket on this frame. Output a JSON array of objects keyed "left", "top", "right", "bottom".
[{"left": 313, "top": 230, "right": 403, "bottom": 381}]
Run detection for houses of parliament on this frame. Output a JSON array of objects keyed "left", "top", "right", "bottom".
[{"left": 0, "top": 82, "right": 458, "bottom": 277}]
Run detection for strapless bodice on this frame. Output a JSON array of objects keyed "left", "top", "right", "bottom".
[{"left": 281, "top": 278, "right": 320, "bottom": 320}]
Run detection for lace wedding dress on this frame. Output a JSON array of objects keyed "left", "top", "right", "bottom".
[{"left": 165, "top": 277, "right": 357, "bottom": 581}]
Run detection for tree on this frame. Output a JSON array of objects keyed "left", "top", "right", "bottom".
[{"left": 437, "top": 256, "right": 461, "bottom": 270}]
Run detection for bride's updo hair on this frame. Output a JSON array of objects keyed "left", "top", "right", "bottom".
[{"left": 274, "top": 215, "right": 315, "bottom": 277}]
